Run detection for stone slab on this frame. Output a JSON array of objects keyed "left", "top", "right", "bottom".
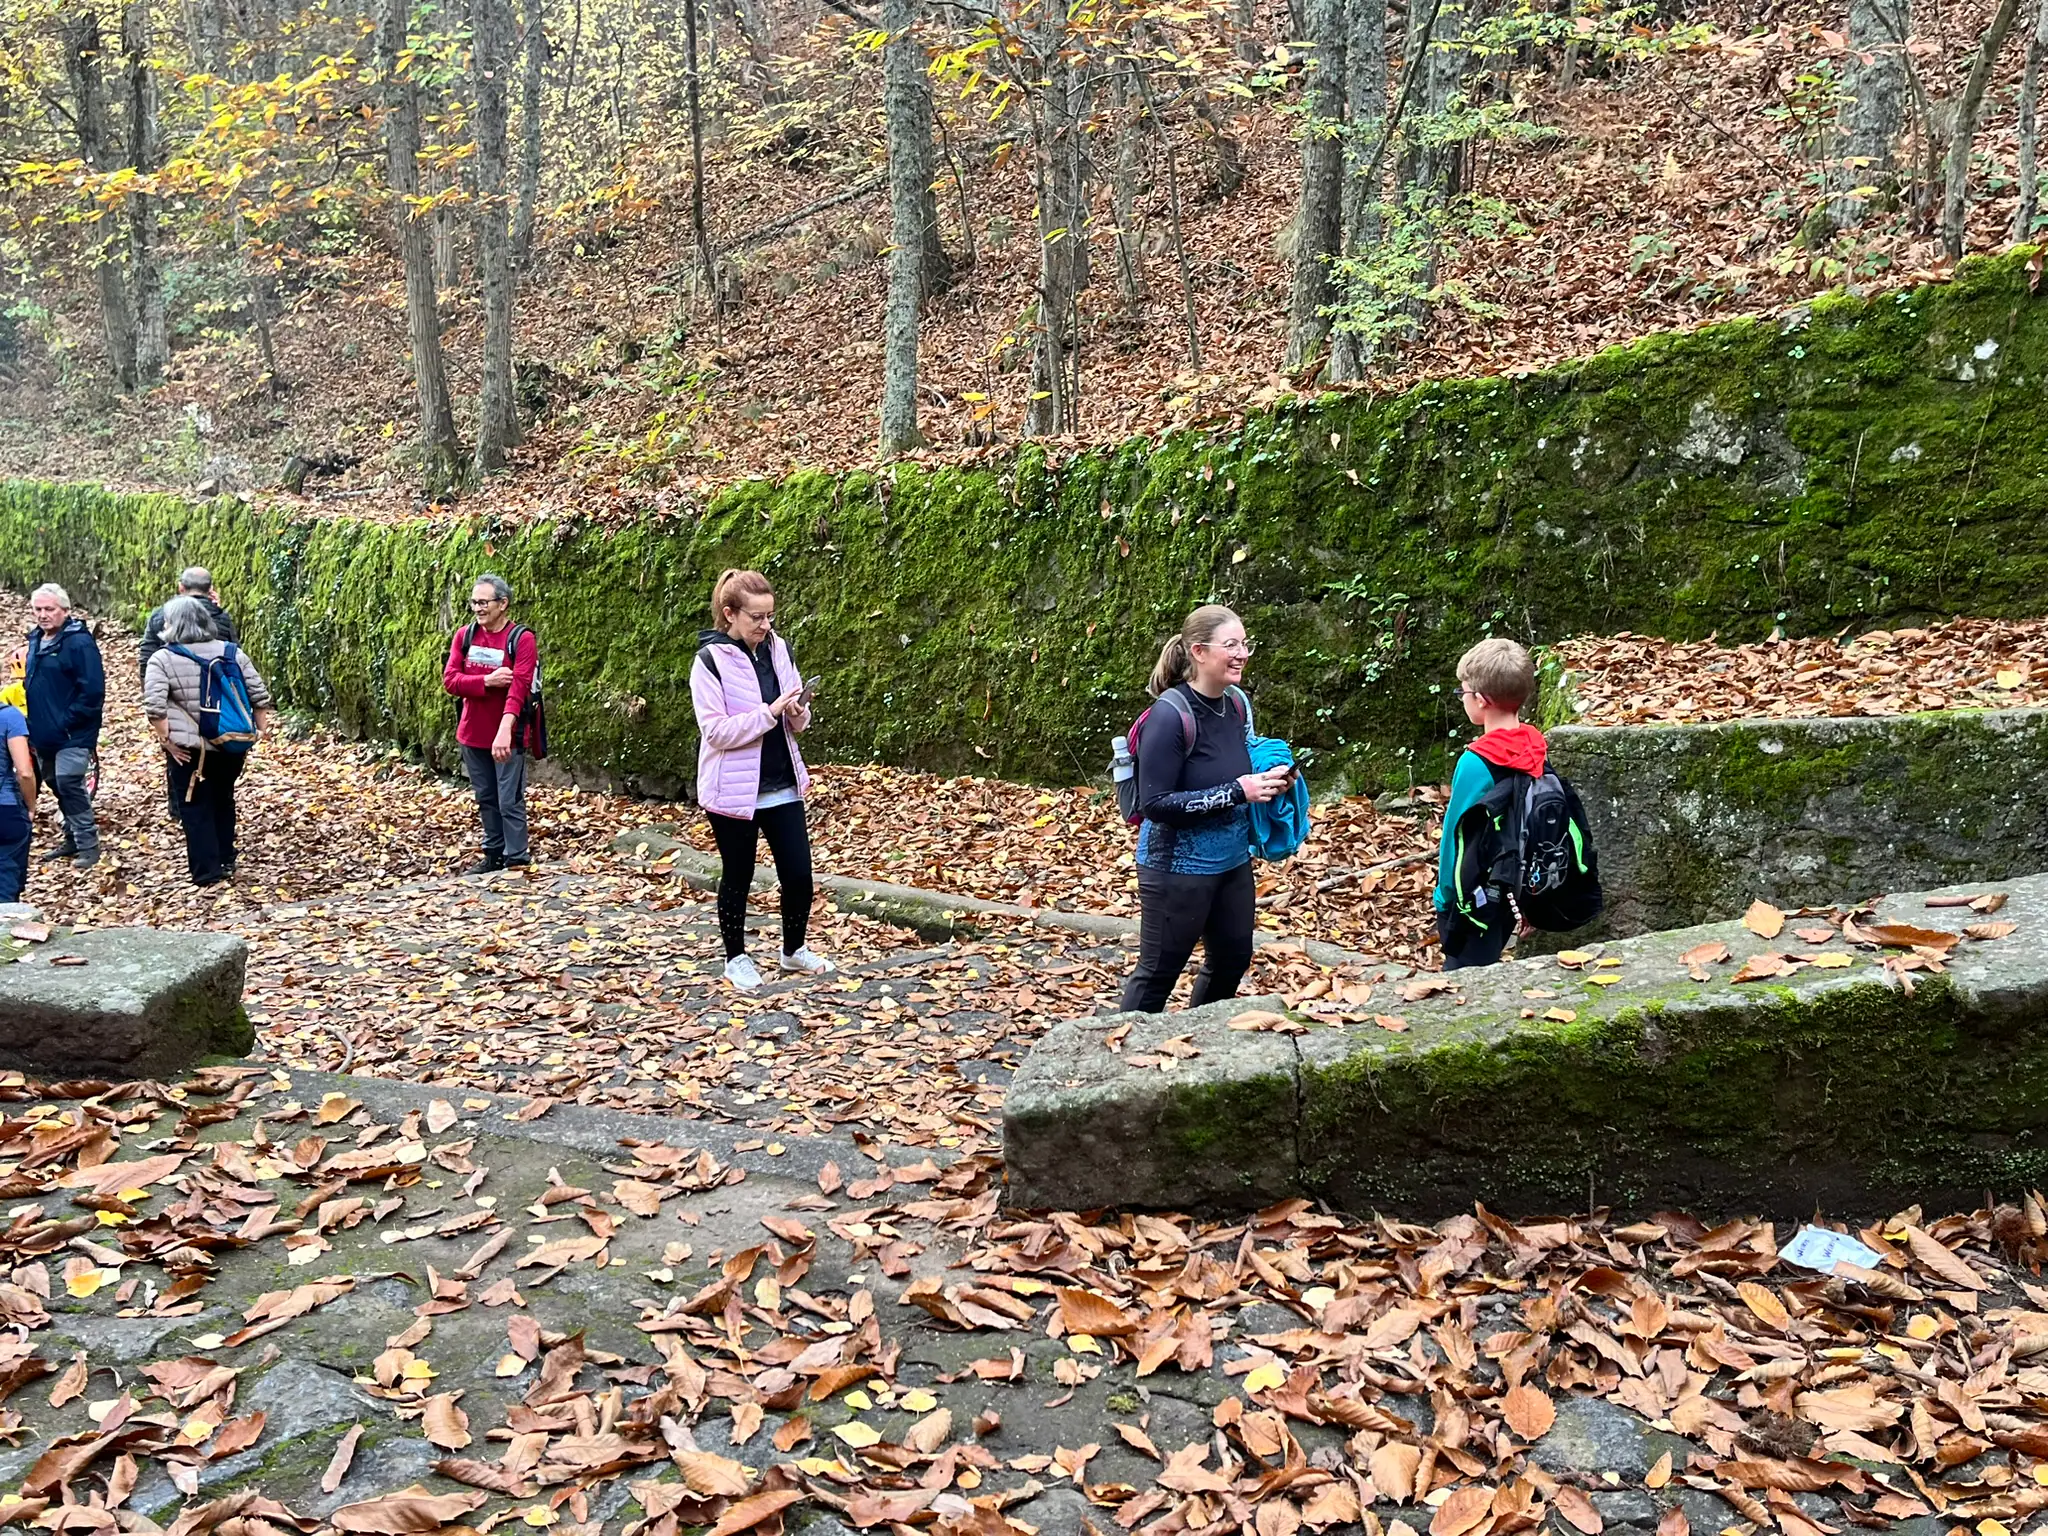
[
  {"left": 1005, "top": 871, "right": 2048, "bottom": 1217},
  {"left": 0, "top": 927, "right": 252, "bottom": 1077},
  {"left": 1547, "top": 707, "right": 2048, "bottom": 940}
]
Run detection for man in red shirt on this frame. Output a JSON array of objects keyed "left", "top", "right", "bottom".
[{"left": 442, "top": 574, "right": 539, "bottom": 873}]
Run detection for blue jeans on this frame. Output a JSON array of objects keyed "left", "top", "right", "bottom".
[{"left": 0, "top": 802, "right": 28, "bottom": 901}]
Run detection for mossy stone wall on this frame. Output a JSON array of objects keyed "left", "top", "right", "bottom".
[
  {"left": 8, "top": 253, "right": 2048, "bottom": 788},
  {"left": 1007, "top": 871, "right": 2048, "bottom": 1217},
  {"left": 1545, "top": 708, "right": 2048, "bottom": 940}
]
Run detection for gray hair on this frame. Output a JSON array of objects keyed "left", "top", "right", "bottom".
[
  {"left": 29, "top": 583, "right": 70, "bottom": 608},
  {"left": 473, "top": 573, "right": 512, "bottom": 604},
  {"left": 178, "top": 567, "right": 215, "bottom": 593},
  {"left": 159, "top": 595, "right": 219, "bottom": 646}
]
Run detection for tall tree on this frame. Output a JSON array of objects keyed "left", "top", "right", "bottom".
[
  {"left": 681, "top": 0, "right": 720, "bottom": 315},
  {"left": 1284, "top": 0, "right": 1345, "bottom": 371},
  {"left": 58, "top": 10, "right": 137, "bottom": 389},
  {"left": 1943, "top": 0, "right": 2024, "bottom": 259},
  {"left": 472, "top": 0, "right": 522, "bottom": 472},
  {"left": 2015, "top": 0, "right": 2048, "bottom": 238},
  {"left": 1830, "top": 0, "right": 1908, "bottom": 229},
  {"left": 378, "top": 0, "right": 464, "bottom": 490},
  {"left": 1024, "top": 0, "right": 1090, "bottom": 436},
  {"left": 513, "top": 0, "right": 548, "bottom": 267},
  {"left": 1328, "top": 0, "right": 1386, "bottom": 381},
  {"left": 120, "top": 0, "right": 166, "bottom": 387},
  {"left": 879, "top": 0, "right": 926, "bottom": 453}
]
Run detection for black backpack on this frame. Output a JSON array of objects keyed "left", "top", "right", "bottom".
[
  {"left": 455, "top": 624, "right": 548, "bottom": 761},
  {"left": 1450, "top": 766, "right": 1603, "bottom": 933}
]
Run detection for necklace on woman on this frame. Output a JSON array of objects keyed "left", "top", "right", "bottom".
[{"left": 1189, "top": 687, "right": 1228, "bottom": 717}]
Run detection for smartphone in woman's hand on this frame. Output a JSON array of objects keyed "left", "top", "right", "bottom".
[{"left": 799, "top": 674, "right": 822, "bottom": 705}]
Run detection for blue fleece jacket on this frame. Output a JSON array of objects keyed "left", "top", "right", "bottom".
[{"left": 23, "top": 619, "right": 105, "bottom": 752}]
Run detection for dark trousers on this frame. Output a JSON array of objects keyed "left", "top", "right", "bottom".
[
  {"left": 1119, "top": 861, "right": 1257, "bottom": 1014},
  {"left": 0, "top": 802, "right": 29, "bottom": 902},
  {"left": 707, "top": 802, "right": 814, "bottom": 960},
  {"left": 1438, "top": 905, "right": 1513, "bottom": 971},
  {"left": 31, "top": 745, "right": 96, "bottom": 857},
  {"left": 461, "top": 745, "right": 529, "bottom": 860},
  {"left": 167, "top": 749, "right": 245, "bottom": 886}
]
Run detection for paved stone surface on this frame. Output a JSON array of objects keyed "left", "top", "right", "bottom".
[
  {"left": 0, "top": 925, "right": 251, "bottom": 1076},
  {"left": 1007, "top": 870, "right": 2048, "bottom": 1215},
  {"left": 1549, "top": 706, "right": 2048, "bottom": 939}
]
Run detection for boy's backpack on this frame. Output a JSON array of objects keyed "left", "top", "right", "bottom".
[
  {"left": 167, "top": 643, "right": 259, "bottom": 754},
  {"left": 456, "top": 624, "right": 548, "bottom": 762},
  {"left": 1450, "top": 766, "right": 1603, "bottom": 933},
  {"left": 1112, "top": 685, "right": 1251, "bottom": 826}
]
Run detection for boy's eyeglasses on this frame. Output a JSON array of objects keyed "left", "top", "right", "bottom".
[{"left": 1451, "top": 685, "right": 1484, "bottom": 700}]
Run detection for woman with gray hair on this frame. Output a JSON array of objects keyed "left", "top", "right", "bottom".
[{"left": 142, "top": 596, "right": 275, "bottom": 886}]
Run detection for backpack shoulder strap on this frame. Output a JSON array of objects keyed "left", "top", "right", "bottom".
[
  {"left": 505, "top": 626, "right": 531, "bottom": 662},
  {"left": 1226, "top": 684, "right": 1253, "bottom": 738},
  {"left": 457, "top": 624, "right": 474, "bottom": 654},
  {"left": 1157, "top": 686, "right": 1197, "bottom": 751}
]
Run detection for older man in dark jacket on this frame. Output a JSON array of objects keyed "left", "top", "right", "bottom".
[
  {"left": 138, "top": 568, "right": 237, "bottom": 682},
  {"left": 21, "top": 583, "right": 104, "bottom": 868}
]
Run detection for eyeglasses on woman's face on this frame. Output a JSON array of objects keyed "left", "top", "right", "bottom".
[{"left": 1197, "top": 639, "right": 1255, "bottom": 657}]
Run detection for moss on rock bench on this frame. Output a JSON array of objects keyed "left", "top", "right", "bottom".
[
  {"left": 1003, "top": 871, "right": 2048, "bottom": 1218},
  {"left": 1546, "top": 707, "right": 2048, "bottom": 940},
  {"left": 0, "top": 929, "right": 252, "bottom": 1079}
]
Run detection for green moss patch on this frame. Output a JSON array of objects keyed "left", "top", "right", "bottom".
[
  {"left": 9, "top": 254, "right": 2048, "bottom": 786},
  {"left": 1006, "top": 871, "right": 2048, "bottom": 1217}
]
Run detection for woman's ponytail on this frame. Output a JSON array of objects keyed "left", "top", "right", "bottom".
[{"left": 1147, "top": 636, "right": 1191, "bottom": 697}]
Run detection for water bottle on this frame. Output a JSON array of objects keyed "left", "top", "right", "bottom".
[{"left": 1110, "top": 734, "right": 1135, "bottom": 785}]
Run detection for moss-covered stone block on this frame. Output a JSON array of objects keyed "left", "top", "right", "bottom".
[
  {"left": 10, "top": 253, "right": 2048, "bottom": 786},
  {"left": 1548, "top": 707, "right": 2048, "bottom": 939},
  {"left": 1005, "top": 873, "right": 2048, "bottom": 1217}
]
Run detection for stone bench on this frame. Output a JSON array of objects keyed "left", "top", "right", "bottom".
[
  {"left": 0, "top": 929, "right": 253, "bottom": 1079},
  {"left": 1005, "top": 870, "right": 2048, "bottom": 1218}
]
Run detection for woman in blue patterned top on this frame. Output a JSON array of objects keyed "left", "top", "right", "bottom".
[{"left": 1118, "top": 605, "right": 1291, "bottom": 1013}]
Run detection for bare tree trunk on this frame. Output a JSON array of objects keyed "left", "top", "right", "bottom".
[
  {"left": 471, "top": 0, "right": 521, "bottom": 473},
  {"left": 1129, "top": 54, "right": 1201, "bottom": 367},
  {"left": 1189, "top": 92, "right": 1245, "bottom": 196},
  {"left": 1235, "top": 0, "right": 1260, "bottom": 61},
  {"left": 911, "top": 62, "right": 951, "bottom": 297},
  {"left": 1024, "top": 5, "right": 1090, "bottom": 437},
  {"left": 682, "top": 0, "right": 721, "bottom": 318},
  {"left": 2016, "top": 0, "right": 2048, "bottom": 238},
  {"left": 514, "top": 0, "right": 548, "bottom": 267},
  {"left": 1109, "top": 68, "right": 1148, "bottom": 313},
  {"left": 122, "top": 0, "right": 167, "bottom": 388},
  {"left": 378, "top": 0, "right": 464, "bottom": 491},
  {"left": 60, "top": 11, "right": 137, "bottom": 389},
  {"left": 880, "top": 0, "right": 924, "bottom": 454},
  {"left": 1329, "top": 0, "right": 1386, "bottom": 381},
  {"left": 1943, "top": 0, "right": 2024, "bottom": 258},
  {"left": 1284, "top": 0, "right": 1345, "bottom": 371},
  {"left": 1831, "top": 0, "right": 1909, "bottom": 228}
]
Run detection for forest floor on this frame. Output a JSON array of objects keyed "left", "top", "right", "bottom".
[
  {"left": 0, "top": 0, "right": 2031, "bottom": 523},
  {"left": 10, "top": 605, "right": 2048, "bottom": 1533}
]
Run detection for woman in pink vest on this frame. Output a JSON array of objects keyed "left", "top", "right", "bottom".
[{"left": 690, "top": 569, "right": 834, "bottom": 990}]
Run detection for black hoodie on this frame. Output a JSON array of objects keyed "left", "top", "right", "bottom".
[{"left": 696, "top": 629, "right": 797, "bottom": 798}]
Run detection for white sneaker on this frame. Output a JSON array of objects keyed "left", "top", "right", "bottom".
[
  {"left": 723, "top": 954, "right": 762, "bottom": 990},
  {"left": 779, "top": 946, "right": 835, "bottom": 975}
]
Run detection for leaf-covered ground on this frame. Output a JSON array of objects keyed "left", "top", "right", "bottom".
[
  {"left": 10, "top": 601, "right": 2048, "bottom": 1531},
  {"left": 4, "top": 1061, "right": 2048, "bottom": 1536}
]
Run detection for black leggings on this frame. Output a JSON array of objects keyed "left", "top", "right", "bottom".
[
  {"left": 1118, "top": 861, "right": 1257, "bottom": 1014},
  {"left": 707, "top": 802, "right": 814, "bottom": 960}
]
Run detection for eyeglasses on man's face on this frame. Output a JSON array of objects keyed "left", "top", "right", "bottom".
[{"left": 469, "top": 596, "right": 504, "bottom": 609}]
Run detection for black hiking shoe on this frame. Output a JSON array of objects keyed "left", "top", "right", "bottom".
[
  {"left": 40, "top": 846, "right": 78, "bottom": 863},
  {"left": 465, "top": 853, "right": 505, "bottom": 875}
]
